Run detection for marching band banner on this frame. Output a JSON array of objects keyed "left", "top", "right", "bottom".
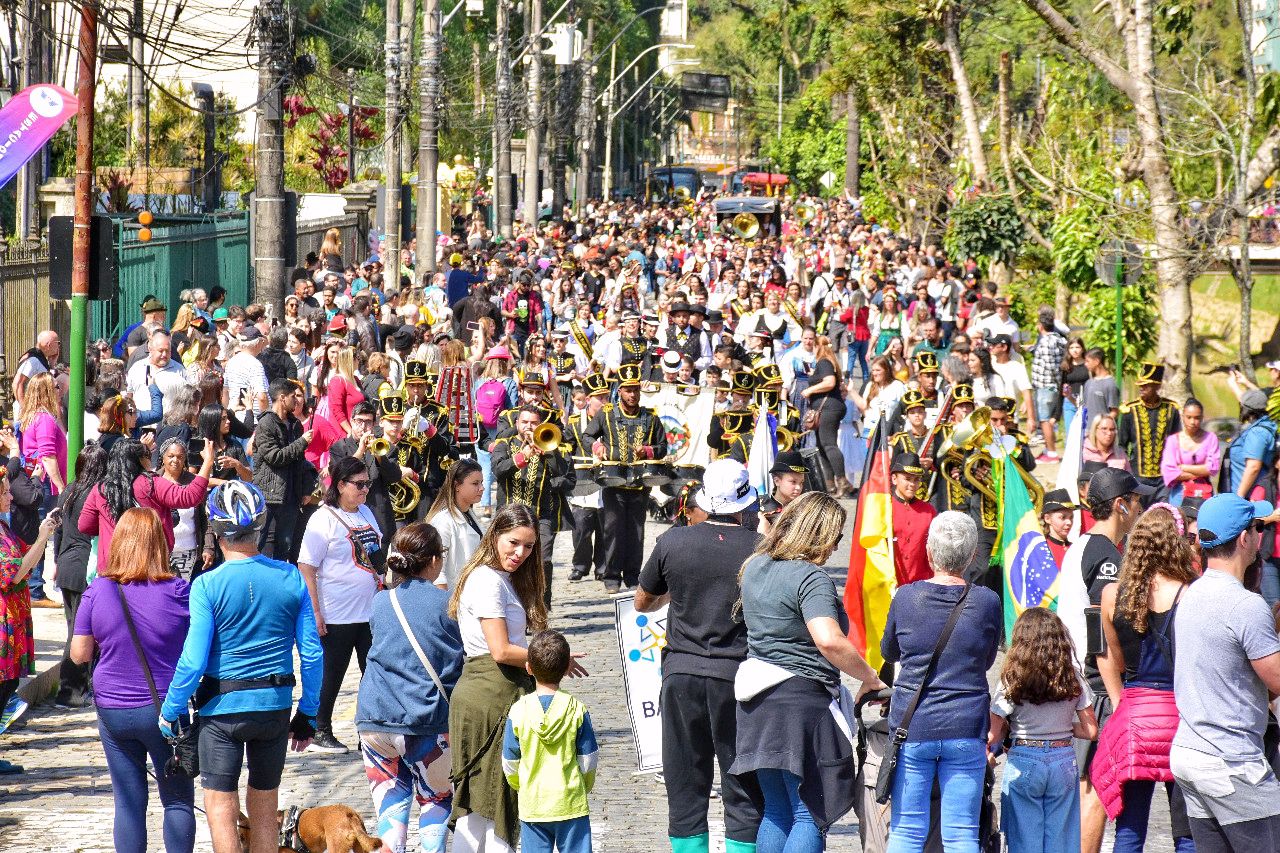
[
  {"left": 640, "top": 384, "right": 715, "bottom": 469},
  {"left": 614, "top": 594, "right": 667, "bottom": 772}
]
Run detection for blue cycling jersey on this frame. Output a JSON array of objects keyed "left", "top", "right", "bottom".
[{"left": 161, "top": 555, "right": 323, "bottom": 720}]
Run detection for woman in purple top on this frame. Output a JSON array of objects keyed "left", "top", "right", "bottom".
[
  {"left": 71, "top": 508, "right": 195, "bottom": 853},
  {"left": 1159, "top": 398, "right": 1221, "bottom": 506}
]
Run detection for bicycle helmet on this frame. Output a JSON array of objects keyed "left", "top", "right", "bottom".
[{"left": 206, "top": 481, "right": 268, "bottom": 541}]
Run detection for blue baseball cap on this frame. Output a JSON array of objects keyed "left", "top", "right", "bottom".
[{"left": 1197, "top": 493, "right": 1274, "bottom": 549}]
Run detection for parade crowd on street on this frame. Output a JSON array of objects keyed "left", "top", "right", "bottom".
[{"left": 3, "top": 192, "right": 1280, "bottom": 853}]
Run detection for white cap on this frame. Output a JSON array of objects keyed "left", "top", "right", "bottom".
[
  {"left": 695, "top": 459, "right": 758, "bottom": 514},
  {"left": 662, "top": 350, "right": 682, "bottom": 371}
]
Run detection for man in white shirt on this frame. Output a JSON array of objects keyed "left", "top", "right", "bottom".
[
  {"left": 126, "top": 330, "right": 186, "bottom": 413},
  {"left": 224, "top": 327, "right": 271, "bottom": 422},
  {"left": 989, "top": 334, "right": 1034, "bottom": 435},
  {"left": 977, "top": 296, "right": 1021, "bottom": 346}
]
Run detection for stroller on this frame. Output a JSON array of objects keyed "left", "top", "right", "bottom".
[{"left": 852, "top": 689, "right": 999, "bottom": 852}]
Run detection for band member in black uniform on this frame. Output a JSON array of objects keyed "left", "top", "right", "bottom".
[
  {"left": 603, "top": 310, "right": 650, "bottom": 381},
  {"left": 494, "top": 370, "right": 560, "bottom": 441},
  {"left": 566, "top": 373, "right": 610, "bottom": 582},
  {"left": 548, "top": 329, "right": 581, "bottom": 411},
  {"left": 663, "top": 302, "right": 706, "bottom": 376},
  {"left": 986, "top": 396, "right": 1037, "bottom": 473},
  {"left": 933, "top": 383, "right": 977, "bottom": 513},
  {"left": 710, "top": 372, "right": 756, "bottom": 463},
  {"left": 586, "top": 362, "right": 668, "bottom": 593},
  {"left": 492, "top": 403, "right": 576, "bottom": 606},
  {"left": 758, "top": 450, "right": 810, "bottom": 535},
  {"left": 890, "top": 390, "right": 933, "bottom": 500},
  {"left": 327, "top": 401, "right": 401, "bottom": 570},
  {"left": 886, "top": 352, "right": 943, "bottom": 435},
  {"left": 1117, "top": 361, "right": 1180, "bottom": 504},
  {"left": 405, "top": 360, "right": 460, "bottom": 504}
]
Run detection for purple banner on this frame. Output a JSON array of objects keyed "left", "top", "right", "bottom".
[{"left": 0, "top": 85, "right": 78, "bottom": 189}]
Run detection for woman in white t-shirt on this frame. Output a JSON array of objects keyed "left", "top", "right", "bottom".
[
  {"left": 445, "top": 504, "right": 586, "bottom": 853},
  {"left": 298, "top": 455, "right": 384, "bottom": 754}
]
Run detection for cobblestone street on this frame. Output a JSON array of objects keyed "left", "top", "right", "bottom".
[{"left": 0, "top": 493, "right": 1172, "bottom": 852}]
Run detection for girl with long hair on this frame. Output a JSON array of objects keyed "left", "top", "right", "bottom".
[
  {"left": 427, "top": 458, "right": 486, "bottom": 590},
  {"left": 990, "top": 608, "right": 1098, "bottom": 853},
  {"left": 78, "top": 438, "right": 213, "bottom": 575},
  {"left": 871, "top": 290, "right": 904, "bottom": 356},
  {"left": 69, "top": 507, "right": 194, "bottom": 853},
  {"left": 1061, "top": 338, "right": 1089, "bottom": 431},
  {"left": 324, "top": 344, "right": 365, "bottom": 437},
  {"left": 734, "top": 493, "right": 883, "bottom": 853},
  {"left": 318, "top": 227, "right": 345, "bottom": 276},
  {"left": 802, "top": 334, "right": 852, "bottom": 496},
  {"left": 446, "top": 504, "right": 586, "bottom": 853},
  {"left": 967, "top": 348, "right": 1004, "bottom": 404},
  {"left": 848, "top": 356, "right": 906, "bottom": 439},
  {"left": 1093, "top": 506, "right": 1197, "bottom": 853},
  {"left": 19, "top": 372, "right": 66, "bottom": 494},
  {"left": 357, "top": 522, "right": 463, "bottom": 853}
]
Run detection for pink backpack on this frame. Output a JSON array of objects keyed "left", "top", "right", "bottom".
[{"left": 475, "top": 379, "right": 508, "bottom": 429}]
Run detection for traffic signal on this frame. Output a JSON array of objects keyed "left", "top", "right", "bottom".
[{"left": 138, "top": 210, "right": 153, "bottom": 242}]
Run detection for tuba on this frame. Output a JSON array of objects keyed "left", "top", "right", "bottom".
[
  {"left": 731, "top": 212, "right": 761, "bottom": 239},
  {"left": 795, "top": 202, "right": 816, "bottom": 224},
  {"left": 389, "top": 478, "right": 422, "bottom": 516},
  {"left": 937, "top": 407, "right": 992, "bottom": 459}
]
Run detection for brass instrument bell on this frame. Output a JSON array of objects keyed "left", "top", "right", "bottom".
[
  {"left": 937, "top": 406, "right": 993, "bottom": 459},
  {"left": 731, "top": 212, "right": 761, "bottom": 239},
  {"left": 795, "top": 202, "right": 816, "bottom": 224},
  {"left": 369, "top": 436, "right": 394, "bottom": 458},
  {"left": 532, "top": 422, "right": 563, "bottom": 454}
]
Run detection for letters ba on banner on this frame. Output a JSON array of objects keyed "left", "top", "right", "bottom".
[{"left": 614, "top": 594, "right": 667, "bottom": 772}]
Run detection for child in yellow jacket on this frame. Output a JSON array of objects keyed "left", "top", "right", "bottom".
[{"left": 502, "top": 630, "right": 598, "bottom": 852}]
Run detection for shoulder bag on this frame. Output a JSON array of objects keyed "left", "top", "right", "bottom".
[
  {"left": 874, "top": 582, "right": 971, "bottom": 804},
  {"left": 388, "top": 586, "right": 448, "bottom": 701},
  {"left": 116, "top": 582, "right": 200, "bottom": 779}
]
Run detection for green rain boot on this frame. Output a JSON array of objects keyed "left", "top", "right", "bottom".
[
  {"left": 669, "top": 833, "right": 709, "bottom": 853},
  {"left": 724, "top": 839, "right": 757, "bottom": 853}
]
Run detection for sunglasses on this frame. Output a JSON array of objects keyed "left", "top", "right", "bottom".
[{"left": 345, "top": 479, "right": 372, "bottom": 491}]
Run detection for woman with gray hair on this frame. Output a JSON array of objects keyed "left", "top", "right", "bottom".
[{"left": 880, "top": 510, "right": 1002, "bottom": 852}]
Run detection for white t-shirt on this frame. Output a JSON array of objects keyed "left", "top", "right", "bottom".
[
  {"left": 978, "top": 313, "right": 1021, "bottom": 345},
  {"left": 457, "top": 565, "right": 528, "bottom": 657},
  {"left": 224, "top": 350, "right": 270, "bottom": 416},
  {"left": 299, "top": 504, "right": 383, "bottom": 625},
  {"left": 992, "top": 358, "right": 1032, "bottom": 397},
  {"left": 125, "top": 359, "right": 187, "bottom": 413}
]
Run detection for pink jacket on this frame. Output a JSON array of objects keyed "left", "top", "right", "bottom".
[
  {"left": 1090, "top": 686, "right": 1179, "bottom": 819},
  {"left": 78, "top": 474, "right": 210, "bottom": 572}
]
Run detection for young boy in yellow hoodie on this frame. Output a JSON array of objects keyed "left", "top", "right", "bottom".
[{"left": 502, "top": 630, "right": 598, "bottom": 852}]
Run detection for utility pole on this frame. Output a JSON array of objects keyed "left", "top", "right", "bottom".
[
  {"left": 495, "top": 0, "right": 513, "bottom": 237},
  {"left": 400, "top": 0, "right": 416, "bottom": 180},
  {"left": 68, "top": 0, "right": 98, "bottom": 472},
  {"left": 384, "top": 0, "right": 402, "bottom": 285},
  {"left": 472, "top": 41, "right": 483, "bottom": 117},
  {"left": 550, "top": 10, "right": 575, "bottom": 217},
  {"left": 417, "top": 0, "right": 441, "bottom": 274},
  {"left": 573, "top": 20, "right": 593, "bottom": 209},
  {"left": 601, "top": 42, "right": 615, "bottom": 201},
  {"left": 253, "top": 0, "right": 288, "bottom": 311},
  {"left": 521, "top": 0, "right": 542, "bottom": 227},
  {"left": 346, "top": 68, "right": 356, "bottom": 184},
  {"left": 776, "top": 62, "right": 783, "bottom": 141},
  {"left": 130, "top": 0, "right": 144, "bottom": 166},
  {"left": 844, "top": 89, "right": 860, "bottom": 196}
]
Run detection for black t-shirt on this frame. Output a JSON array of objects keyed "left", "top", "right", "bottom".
[
  {"left": 638, "top": 521, "right": 760, "bottom": 680},
  {"left": 1077, "top": 532, "right": 1122, "bottom": 690},
  {"left": 809, "top": 357, "right": 844, "bottom": 404}
]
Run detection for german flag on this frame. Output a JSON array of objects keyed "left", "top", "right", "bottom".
[{"left": 845, "top": 415, "right": 896, "bottom": 671}]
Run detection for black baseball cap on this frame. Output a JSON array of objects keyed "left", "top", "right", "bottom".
[{"left": 1087, "top": 467, "right": 1155, "bottom": 508}]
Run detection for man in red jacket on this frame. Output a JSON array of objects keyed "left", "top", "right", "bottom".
[{"left": 891, "top": 451, "right": 938, "bottom": 585}]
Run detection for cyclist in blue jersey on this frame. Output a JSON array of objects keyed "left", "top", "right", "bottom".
[{"left": 159, "top": 482, "right": 324, "bottom": 853}]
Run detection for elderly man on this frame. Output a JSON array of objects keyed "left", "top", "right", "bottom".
[
  {"left": 12, "top": 330, "right": 60, "bottom": 418},
  {"left": 225, "top": 327, "right": 271, "bottom": 424},
  {"left": 125, "top": 330, "right": 186, "bottom": 412},
  {"left": 124, "top": 296, "right": 170, "bottom": 359}
]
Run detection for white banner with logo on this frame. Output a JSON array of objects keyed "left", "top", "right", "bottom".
[
  {"left": 614, "top": 594, "right": 668, "bottom": 771},
  {"left": 640, "top": 384, "right": 715, "bottom": 469}
]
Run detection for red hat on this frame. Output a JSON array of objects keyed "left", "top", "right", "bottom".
[{"left": 326, "top": 315, "right": 348, "bottom": 336}]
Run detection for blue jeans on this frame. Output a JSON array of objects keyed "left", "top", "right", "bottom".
[
  {"left": 1113, "top": 780, "right": 1196, "bottom": 853},
  {"left": 1062, "top": 399, "right": 1078, "bottom": 435},
  {"left": 1264, "top": 561, "right": 1280, "bottom": 610},
  {"left": 521, "top": 815, "right": 593, "bottom": 853},
  {"left": 846, "top": 339, "right": 870, "bottom": 382},
  {"left": 756, "top": 769, "right": 821, "bottom": 853},
  {"left": 28, "top": 478, "right": 57, "bottom": 598},
  {"left": 476, "top": 446, "right": 494, "bottom": 508},
  {"left": 888, "top": 738, "right": 986, "bottom": 853},
  {"left": 97, "top": 704, "right": 196, "bottom": 853},
  {"left": 1000, "top": 744, "right": 1079, "bottom": 853}
]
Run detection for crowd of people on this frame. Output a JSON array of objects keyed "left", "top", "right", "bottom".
[{"left": 0, "top": 195, "right": 1278, "bottom": 853}]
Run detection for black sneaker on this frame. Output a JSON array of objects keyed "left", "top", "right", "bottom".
[
  {"left": 306, "top": 729, "right": 349, "bottom": 754},
  {"left": 568, "top": 568, "right": 587, "bottom": 581}
]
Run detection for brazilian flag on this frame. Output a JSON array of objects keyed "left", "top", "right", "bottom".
[{"left": 1000, "top": 455, "right": 1060, "bottom": 635}]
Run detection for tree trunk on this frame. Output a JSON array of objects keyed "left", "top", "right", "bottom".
[
  {"left": 941, "top": 5, "right": 989, "bottom": 188},
  {"left": 844, "top": 89, "right": 860, "bottom": 197}
]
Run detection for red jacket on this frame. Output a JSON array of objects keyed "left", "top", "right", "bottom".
[
  {"left": 78, "top": 474, "right": 209, "bottom": 573},
  {"left": 893, "top": 494, "right": 937, "bottom": 586},
  {"left": 1090, "top": 686, "right": 1179, "bottom": 820}
]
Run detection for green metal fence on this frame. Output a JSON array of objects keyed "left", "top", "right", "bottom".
[{"left": 96, "top": 214, "right": 251, "bottom": 341}]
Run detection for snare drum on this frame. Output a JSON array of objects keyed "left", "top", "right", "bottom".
[
  {"left": 596, "top": 463, "right": 632, "bottom": 488},
  {"left": 639, "top": 461, "right": 674, "bottom": 488},
  {"left": 572, "top": 462, "right": 601, "bottom": 496}
]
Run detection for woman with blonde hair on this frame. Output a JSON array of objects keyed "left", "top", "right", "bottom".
[
  {"left": 446, "top": 504, "right": 585, "bottom": 852},
  {"left": 324, "top": 344, "right": 365, "bottom": 437},
  {"left": 733, "top": 493, "right": 885, "bottom": 852},
  {"left": 1084, "top": 413, "right": 1130, "bottom": 471},
  {"left": 1093, "top": 505, "right": 1197, "bottom": 852},
  {"left": 848, "top": 355, "right": 906, "bottom": 439},
  {"left": 317, "top": 228, "right": 344, "bottom": 279},
  {"left": 70, "top": 507, "right": 195, "bottom": 852}
]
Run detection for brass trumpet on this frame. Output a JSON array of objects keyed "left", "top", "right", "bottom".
[
  {"left": 532, "top": 422, "right": 563, "bottom": 454},
  {"left": 369, "top": 436, "right": 394, "bottom": 458},
  {"left": 937, "top": 407, "right": 992, "bottom": 459}
]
